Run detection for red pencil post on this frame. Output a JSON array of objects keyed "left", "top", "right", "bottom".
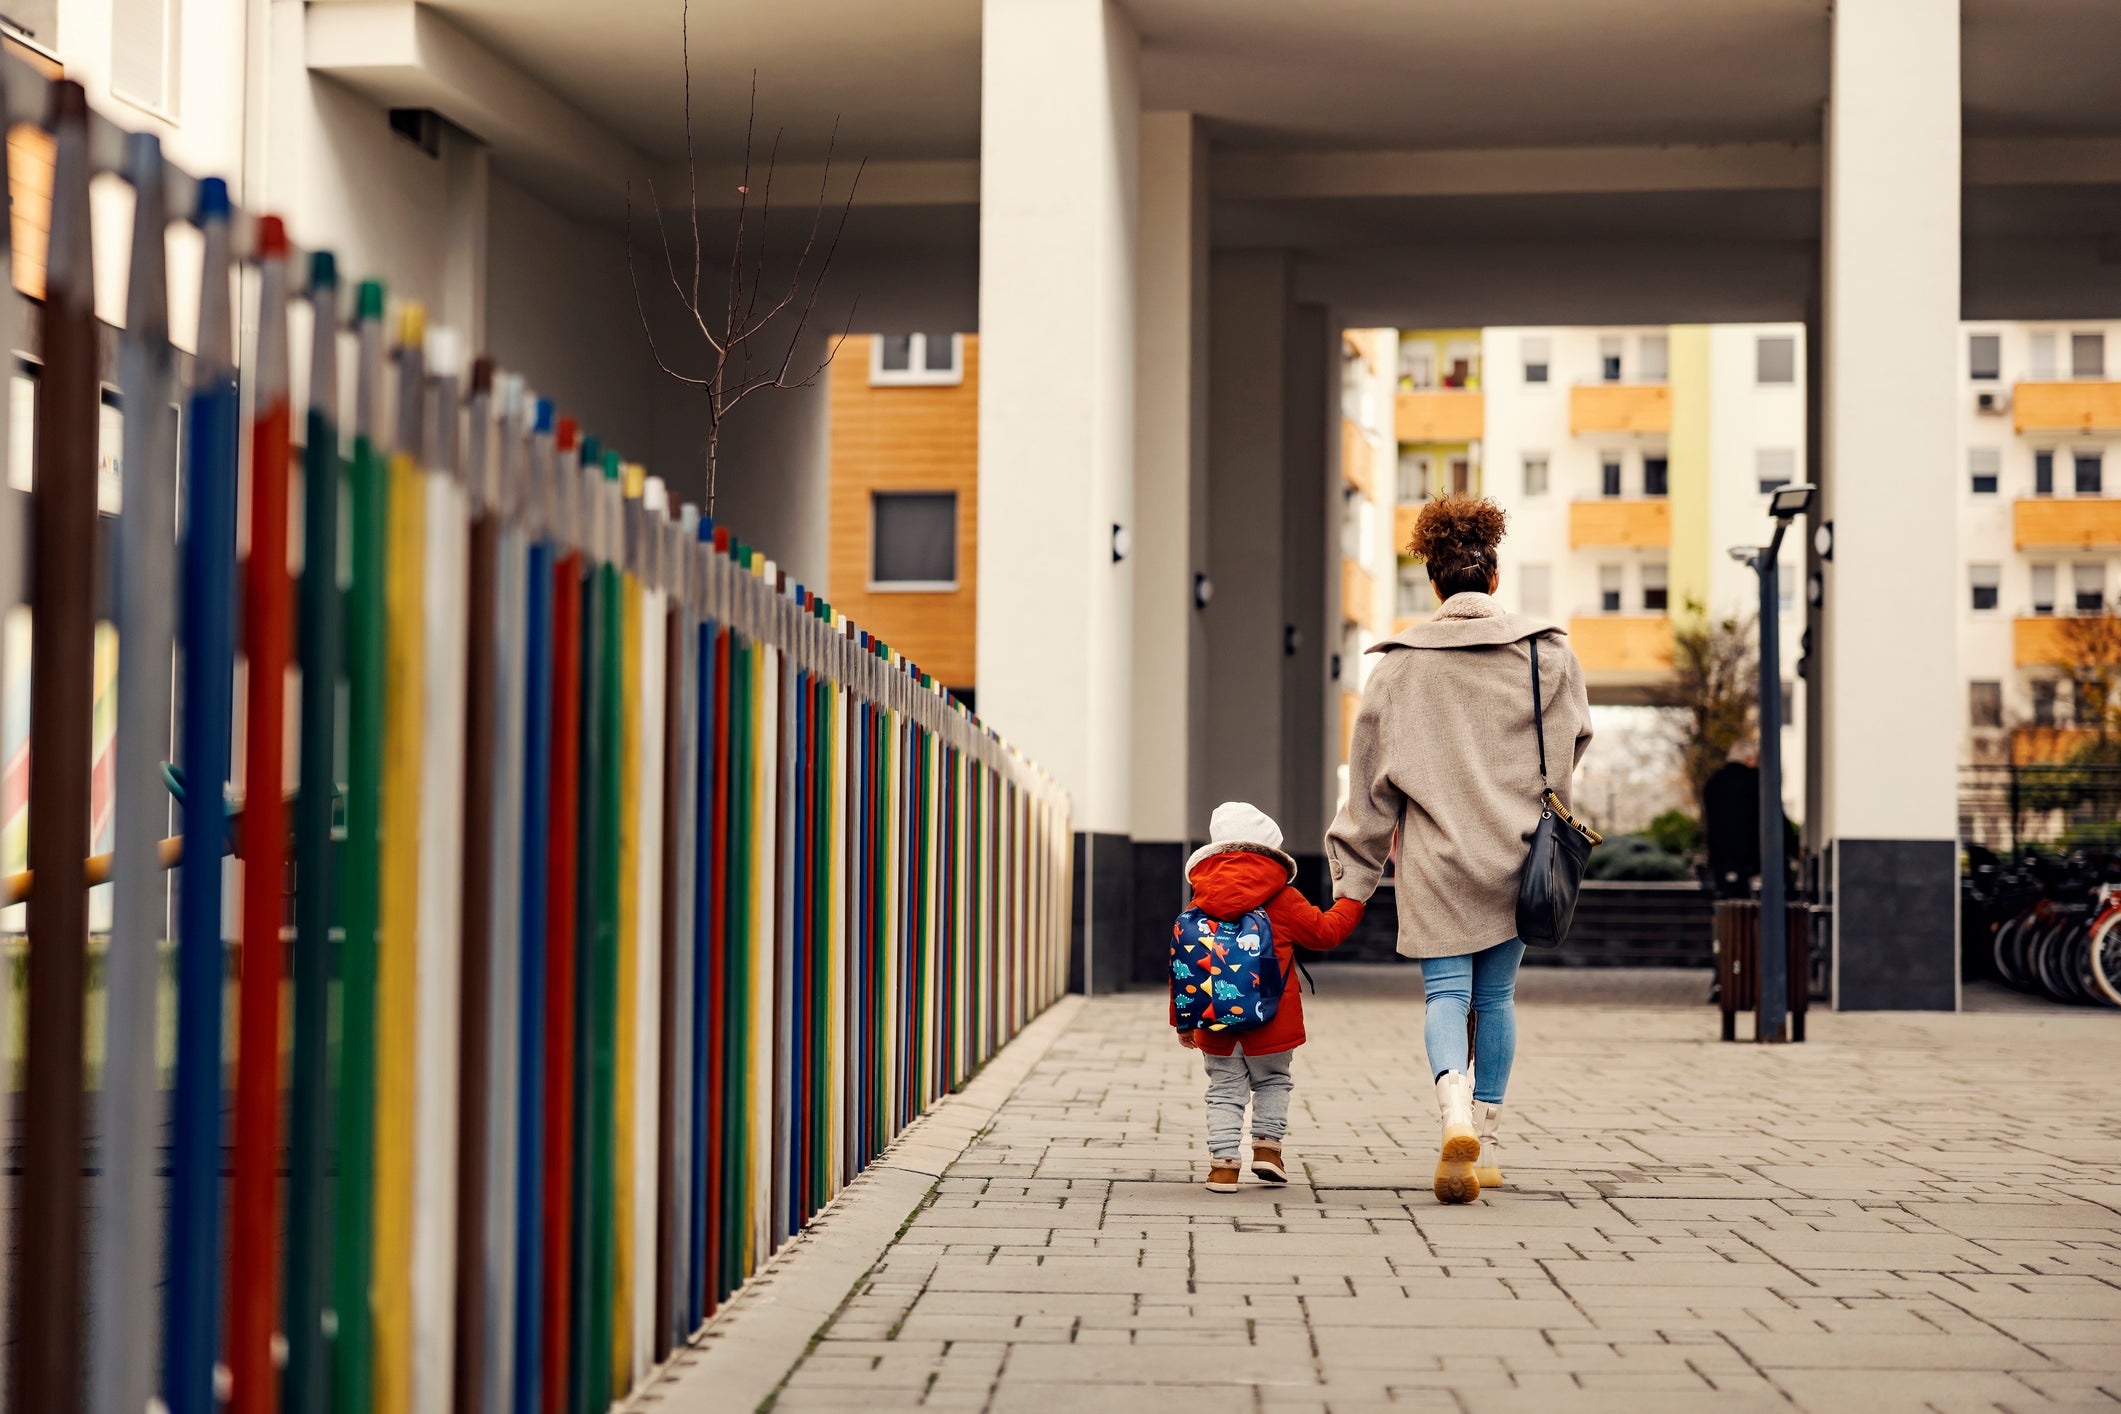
[{"left": 230, "top": 213, "right": 293, "bottom": 1414}]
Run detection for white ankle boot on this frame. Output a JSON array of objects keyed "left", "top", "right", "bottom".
[
  {"left": 1473, "top": 1101, "right": 1504, "bottom": 1190},
  {"left": 1432, "top": 1071, "right": 1480, "bottom": 1203}
]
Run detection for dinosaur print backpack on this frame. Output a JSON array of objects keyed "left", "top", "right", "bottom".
[{"left": 1170, "top": 906, "right": 1284, "bottom": 1034}]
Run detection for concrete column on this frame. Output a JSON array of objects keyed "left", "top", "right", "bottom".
[
  {"left": 1204, "top": 251, "right": 1290, "bottom": 823},
  {"left": 1280, "top": 304, "right": 1331, "bottom": 862},
  {"left": 1127, "top": 111, "right": 1208, "bottom": 983},
  {"left": 977, "top": 0, "right": 1138, "bottom": 993},
  {"left": 1821, "top": 0, "right": 1960, "bottom": 1009}
]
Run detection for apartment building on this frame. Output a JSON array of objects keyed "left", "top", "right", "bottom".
[
  {"left": 1380, "top": 323, "right": 1807, "bottom": 821},
  {"left": 1956, "top": 320, "right": 2121, "bottom": 768},
  {"left": 1336, "top": 330, "right": 1399, "bottom": 800}
]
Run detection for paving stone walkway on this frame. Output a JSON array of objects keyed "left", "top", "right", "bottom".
[{"left": 744, "top": 967, "right": 2121, "bottom": 1413}]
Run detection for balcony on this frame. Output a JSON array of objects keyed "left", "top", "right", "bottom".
[
  {"left": 2012, "top": 381, "right": 2121, "bottom": 435},
  {"left": 1394, "top": 389, "right": 1484, "bottom": 443},
  {"left": 2012, "top": 726, "right": 2097, "bottom": 765},
  {"left": 1393, "top": 503, "right": 1420, "bottom": 555},
  {"left": 2015, "top": 496, "right": 2121, "bottom": 550},
  {"left": 1341, "top": 556, "right": 1377, "bottom": 629},
  {"left": 1569, "top": 382, "right": 1670, "bottom": 435},
  {"left": 1569, "top": 615, "right": 1673, "bottom": 677},
  {"left": 2008, "top": 613, "right": 2120, "bottom": 668},
  {"left": 1340, "top": 418, "right": 1376, "bottom": 497},
  {"left": 1569, "top": 498, "right": 1670, "bottom": 549}
]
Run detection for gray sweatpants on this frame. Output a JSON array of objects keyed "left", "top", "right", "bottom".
[{"left": 1202, "top": 1048, "right": 1294, "bottom": 1157}]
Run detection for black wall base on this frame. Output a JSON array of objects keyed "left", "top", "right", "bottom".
[
  {"left": 1833, "top": 838, "right": 1958, "bottom": 1010},
  {"left": 1069, "top": 831, "right": 1134, "bottom": 996},
  {"left": 1131, "top": 840, "right": 1189, "bottom": 987}
]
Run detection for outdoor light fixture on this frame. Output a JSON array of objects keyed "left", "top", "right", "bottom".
[
  {"left": 1284, "top": 624, "right": 1302, "bottom": 656},
  {"left": 1737, "top": 482, "right": 1816, "bottom": 1045},
  {"left": 1768, "top": 482, "right": 1817, "bottom": 521},
  {"left": 1814, "top": 520, "right": 1834, "bottom": 561},
  {"left": 1111, "top": 523, "right": 1131, "bottom": 563},
  {"left": 1193, "top": 572, "right": 1214, "bottom": 609}
]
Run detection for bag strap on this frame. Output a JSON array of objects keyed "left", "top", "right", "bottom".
[{"left": 1530, "top": 633, "right": 1549, "bottom": 789}]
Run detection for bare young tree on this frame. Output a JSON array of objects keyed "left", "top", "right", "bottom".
[
  {"left": 1669, "top": 596, "right": 1759, "bottom": 807},
  {"left": 629, "top": 0, "right": 864, "bottom": 515}
]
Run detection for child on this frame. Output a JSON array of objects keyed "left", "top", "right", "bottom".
[{"left": 1172, "top": 802, "right": 1363, "bottom": 1192}]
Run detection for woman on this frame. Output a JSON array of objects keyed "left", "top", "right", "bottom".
[{"left": 1327, "top": 494, "right": 1591, "bottom": 1204}]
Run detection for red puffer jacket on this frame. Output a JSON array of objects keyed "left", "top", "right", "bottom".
[{"left": 1169, "top": 847, "right": 1363, "bottom": 1056}]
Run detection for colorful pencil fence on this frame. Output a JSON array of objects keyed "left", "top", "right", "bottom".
[{"left": 0, "top": 67, "right": 1072, "bottom": 1414}]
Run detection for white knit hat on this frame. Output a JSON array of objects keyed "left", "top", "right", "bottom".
[{"left": 1185, "top": 801, "right": 1297, "bottom": 880}]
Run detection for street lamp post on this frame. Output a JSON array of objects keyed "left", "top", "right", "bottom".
[{"left": 1731, "top": 482, "right": 1815, "bottom": 1044}]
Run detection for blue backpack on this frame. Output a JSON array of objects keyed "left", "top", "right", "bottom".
[{"left": 1170, "top": 906, "right": 1283, "bottom": 1034}]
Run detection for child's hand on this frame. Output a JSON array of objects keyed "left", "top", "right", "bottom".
[{"left": 1176, "top": 1029, "right": 1197, "bottom": 1050}]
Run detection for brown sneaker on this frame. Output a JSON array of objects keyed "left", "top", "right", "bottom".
[
  {"left": 1251, "top": 1140, "right": 1288, "bottom": 1184},
  {"left": 1206, "top": 1158, "right": 1241, "bottom": 1193}
]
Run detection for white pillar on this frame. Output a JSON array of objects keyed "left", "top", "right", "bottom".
[
  {"left": 1130, "top": 111, "right": 1208, "bottom": 926},
  {"left": 1204, "top": 251, "right": 1290, "bottom": 820},
  {"left": 978, "top": 0, "right": 1138, "bottom": 989},
  {"left": 1821, "top": 0, "right": 1960, "bottom": 1009}
]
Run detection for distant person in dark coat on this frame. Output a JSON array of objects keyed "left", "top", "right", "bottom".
[{"left": 1703, "top": 739, "right": 1760, "bottom": 900}]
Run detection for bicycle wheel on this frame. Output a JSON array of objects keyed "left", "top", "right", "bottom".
[
  {"left": 2031, "top": 918, "right": 2074, "bottom": 1002},
  {"left": 1994, "top": 907, "right": 2036, "bottom": 990},
  {"left": 2089, "top": 906, "right": 2121, "bottom": 1008}
]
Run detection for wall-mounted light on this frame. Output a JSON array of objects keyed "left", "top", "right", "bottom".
[
  {"left": 1193, "top": 572, "right": 1213, "bottom": 609},
  {"left": 1329, "top": 652, "right": 1342, "bottom": 682},
  {"left": 1284, "top": 625, "right": 1302, "bottom": 657},
  {"left": 1111, "top": 523, "right": 1131, "bottom": 563},
  {"left": 1813, "top": 520, "right": 1833, "bottom": 562},
  {"left": 1807, "top": 572, "right": 1824, "bottom": 608}
]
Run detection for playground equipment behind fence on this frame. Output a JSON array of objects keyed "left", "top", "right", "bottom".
[{"left": 0, "top": 65, "right": 1074, "bottom": 1414}]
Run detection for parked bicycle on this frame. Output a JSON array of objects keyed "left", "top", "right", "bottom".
[{"left": 1963, "top": 847, "right": 2121, "bottom": 1007}]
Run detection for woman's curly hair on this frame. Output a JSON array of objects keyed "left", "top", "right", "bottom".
[{"left": 1405, "top": 494, "right": 1508, "bottom": 600}]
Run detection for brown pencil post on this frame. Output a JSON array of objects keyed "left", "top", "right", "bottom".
[{"left": 15, "top": 78, "right": 98, "bottom": 1414}]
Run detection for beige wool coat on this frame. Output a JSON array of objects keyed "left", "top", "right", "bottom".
[{"left": 1327, "top": 593, "right": 1593, "bottom": 959}]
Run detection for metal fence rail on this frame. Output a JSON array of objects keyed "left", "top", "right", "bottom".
[{"left": 1961, "top": 761, "right": 2121, "bottom": 855}]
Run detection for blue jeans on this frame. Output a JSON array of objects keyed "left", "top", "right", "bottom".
[
  {"left": 1202, "top": 1049, "right": 1294, "bottom": 1157},
  {"left": 1419, "top": 940, "right": 1526, "bottom": 1104}
]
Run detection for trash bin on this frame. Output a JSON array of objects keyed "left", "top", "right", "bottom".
[{"left": 1715, "top": 899, "right": 1812, "bottom": 1042}]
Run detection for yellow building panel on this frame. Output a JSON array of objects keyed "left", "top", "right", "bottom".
[
  {"left": 2015, "top": 615, "right": 2076, "bottom": 668},
  {"left": 2014, "top": 497, "right": 2121, "bottom": 549},
  {"left": 1394, "top": 390, "right": 1485, "bottom": 443},
  {"left": 1569, "top": 383, "right": 1672, "bottom": 435},
  {"left": 1392, "top": 504, "right": 1422, "bottom": 556},
  {"left": 2012, "top": 726, "right": 2096, "bottom": 764},
  {"left": 1341, "top": 556, "right": 1377, "bottom": 629},
  {"left": 1341, "top": 419, "right": 1375, "bottom": 497},
  {"left": 2012, "top": 381, "right": 2121, "bottom": 434},
  {"left": 1569, "top": 498, "right": 1671, "bottom": 549},
  {"left": 1568, "top": 615, "right": 1673, "bottom": 675}
]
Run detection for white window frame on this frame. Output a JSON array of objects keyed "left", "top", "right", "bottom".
[
  {"left": 1522, "top": 452, "right": 1549, "bottom": 498},
  {"left": 1638, "top": 333, "right": 1669, "bottom": 384},
  {"left": 868, "top": 489, "right": 960, "bottom": 592},
  {"left": 2030, "top": 331, "right": 2058, "bottom": 380},
  {"left": 870, "top": 333, "right": 965, "bottom": 387},
  {"left": 1756, "top": 335, "right": 1796, "bottom": 386},
  {"left": 111, "top": 0, "right": 184, "bottom": 122},
  {"left": 1968, "top": 447, "right": 2001, "bottom": 495},
  {"left": 2030, "top": 562, "right": 2056, "bottom": 615},
  {"left": 1967, "top": 332, "right": 2002, "bottom": 382},
  {"left": 1521, "top": 335, "right": 1551, "bottom": 386},
  {"left": 1598, "top": 335, "right": 1624, "bottom": 384},
  {"left": 1969, "top": 562, "right": 2002, "bottom": 615}
]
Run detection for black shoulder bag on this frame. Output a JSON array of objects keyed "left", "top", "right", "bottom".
[{"left": 1514, "top": 634, "right": 1602, "bottom": 948}]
